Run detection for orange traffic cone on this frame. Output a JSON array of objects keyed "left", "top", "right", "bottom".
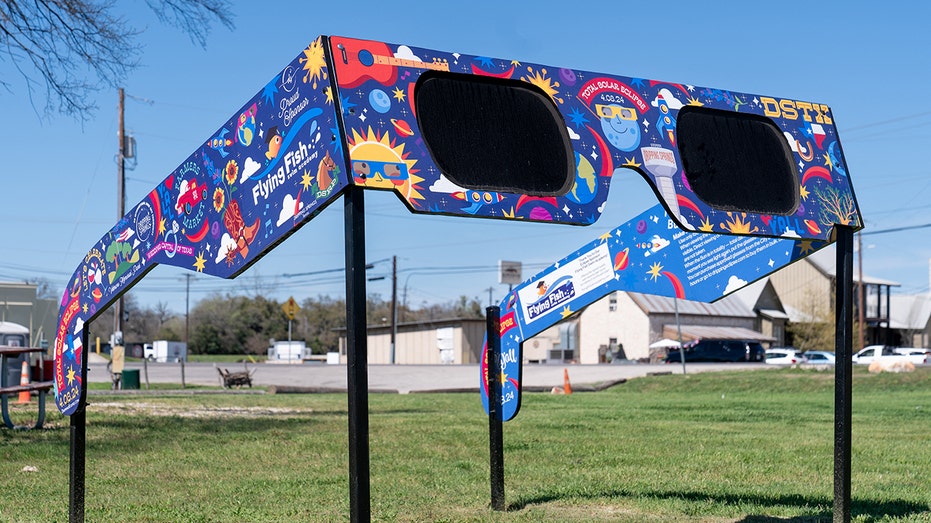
[
  {"left": 16, "top": 360, "right": 31, "bottom": 404},
  {"left": 563, "top": 368, "right": 572, "bottom": 395}
]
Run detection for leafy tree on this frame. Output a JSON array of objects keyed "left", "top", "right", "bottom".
[{"left": 0, "top": 0, "right": 234, "bottom": 119}]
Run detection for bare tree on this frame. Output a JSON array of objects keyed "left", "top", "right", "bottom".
[{"left": 0, "top": 0, "right": 234, "bottom": 119}]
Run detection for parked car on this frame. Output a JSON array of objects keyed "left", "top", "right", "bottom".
[
  {"left": 802, "top": 350, "right": 836, "bottom": 365},
  {"left": 765, "top": 347, "right": 807, "bottom": 365},
  {"left": 893, "top": 348, "right": 929, "bottom": 365},
  {"left": 853, "top": 345, "right": 928, "bottom": 365},
  {"left": 665, "top": 339, "right": 766, "bottom": 363}
]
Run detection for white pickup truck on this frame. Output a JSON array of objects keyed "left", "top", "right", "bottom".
[{"left": 852, "top": 345, "right": 928, "bottom": 365}]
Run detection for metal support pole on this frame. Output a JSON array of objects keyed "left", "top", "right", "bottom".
[
  {"left": 390, "top": 255, "right": 397, "bottom": 365},
  {"left": 69, "top": 409, "right": 86, "bottom": 523},
  {"left": 834, "top": 225, "right": 854, "bottom": 523},
  {"left": 69, "top": 329, "right": 90, "bottom": 523},
  {"left": 486, "top": 306, "right": 505, "bottom": 511},
  {"left": 344, "top": 185, "right": 370, "bottom": 522}
]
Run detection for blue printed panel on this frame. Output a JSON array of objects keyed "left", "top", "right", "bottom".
[
  {"left": 331, "top": 36, "right": 860, "bottom": 240},
  {"left": 480, "top": 203, "right": 831, "bottom": 421},
  {"left": 54, "top": 37, "right": 345, "bottom": 415}
]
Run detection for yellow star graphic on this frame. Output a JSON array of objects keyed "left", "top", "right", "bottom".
[
  {"left": 325, "top": 86, "right": 333, "bottom": 104},
  {"left": 622, "top": 157, "right": 642, "bottom": 169},
  {"left": 822, "top": 152, "right": 833, "bottom": 170},
  {"left": 647, "top": 262, "right": 663, "bottom": 281},
  {"left": 392, "top": 86, "right": 406, "bottom": 102},
  {"left": 560, "top": 305, "right": 574, "bottom": 319},
  {"left": 799, "top": 184, "right": 810, "bottom": 201},
  {"left": 193, "top": 252, "right": 207, "bottom": 272},
  {"left": 158, "top": 217, "right": 166, "bottom": 237},
  {"left": 82, "top": 303, "right": 89, "bottom": 313},
  {"left": 66, "top": 365, "right": 76, "bottom": 386},
  {"left": 301, "top": 169, "right": 314, "bottom": 191},
  {"left": 698, "top": 216, "right": 714, "bottom": 232},
  {"left": 798, "top": 239, "right": 816, "bottom": 255},
  {"left": 599, "top": 232, "right": 612, "bottom": 242}
]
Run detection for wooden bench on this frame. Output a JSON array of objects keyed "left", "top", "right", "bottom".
[
  {"left": 217, "top": 367, "right": 254, "bottom": 389},
  {"left": 0, "top": 346, "right": 53, "bottom": 430}
]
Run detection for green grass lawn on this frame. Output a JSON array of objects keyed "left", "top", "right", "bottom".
[{"left": 2, "top": 367, "right": 929, "bottom": 522}]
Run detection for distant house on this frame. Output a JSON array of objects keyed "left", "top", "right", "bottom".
[
  {"left": 889, "top": 293, "right": 931, "bottom": 348},
  {"left": 529, "top": 291, "right": 773, "bottom": 364},
  {"left": 337, "top": 318, "right": 486, "bottom": 365},
  {"left": 0, "top": 281, "right": 58, "bottom": 349},
  {"left": 768, "top": 246, "right": 899, "bottom": 346}
]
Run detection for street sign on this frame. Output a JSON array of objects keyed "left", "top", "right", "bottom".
[{"left": 282, "top": 296, "right": 300, "bottom": 320}]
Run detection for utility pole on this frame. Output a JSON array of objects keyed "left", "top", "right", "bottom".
[
  {"left": 390, "top": 255, "right": 397, "bottom": 364},
  {"left": 115, "top": 88, "right": 125, "bottom": 340}
]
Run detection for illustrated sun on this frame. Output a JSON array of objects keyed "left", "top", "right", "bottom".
[
  {"left": 300, "top": 37, "right": 328, "bottom": 89},
  {"left": 347, "top": 127, "right": 423, "bottom": 204},
  {"left": 720, "top": 212, "right": 758, "bottom": 234},
  {"left": 523, "top": 67, "right": 563, "bottom": 104}
]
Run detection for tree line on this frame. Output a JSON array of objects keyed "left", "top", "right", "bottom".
[{"left": 87, "top": 293, "right": 485, "bottom": 356}]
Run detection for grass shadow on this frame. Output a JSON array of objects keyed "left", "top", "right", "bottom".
[{"left": 509, "top": 487, "right": 929, "bottom": 522}]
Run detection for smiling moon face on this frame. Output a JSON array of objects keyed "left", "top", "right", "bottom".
[{"left": 599, "top": 104, "right": 641, "bottom": 152}]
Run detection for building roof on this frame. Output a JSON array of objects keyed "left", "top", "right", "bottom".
[
  {"left": 806, "top": 247, "right": 901, "bottom": 286},
  {"left": 661, "top": 324, "right": 775, "bottom": 342},
  {"left": 889, "top": 293, "right": 931, "bottom": 330},
  {"left": 628, "top": 292, "right": 756, "bottom": 318}
]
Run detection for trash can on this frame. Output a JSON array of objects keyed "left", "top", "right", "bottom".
[
  {"left": 122, "top": 369, "right": 140, "bottom": 389},
  {"left": 4, "top": 354, "right": 26, "bottom": 387}
]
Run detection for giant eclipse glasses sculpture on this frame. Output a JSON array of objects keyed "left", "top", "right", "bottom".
[{"left": 55, "top": 36, "right": 861, "bottom": 521}]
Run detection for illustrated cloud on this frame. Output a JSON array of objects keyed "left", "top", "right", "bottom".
[
  {"left": 215, "top": 233, "right": 237, "bottom": 264},
  {"left": 241, "top": 157, "right": 261, "bottom": 182},
  {"left": 394, "top": 45, "right": 421, "bottom": 62},
  {"left": 428, "top": 174, "right": 465, "bottom": 194},
  {"left": 723, "top": 275, "right": 748, "bottom": 294},
  {"left": 651, "top": 88, "right": 685, "bottom": 110},
  {"left": 277, "top": 194, "right": 303, "bottom": 226}
]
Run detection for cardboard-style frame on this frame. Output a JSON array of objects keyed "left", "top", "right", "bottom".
[{"left": 54, "top": 35, "right": 861, "bottom": 522}]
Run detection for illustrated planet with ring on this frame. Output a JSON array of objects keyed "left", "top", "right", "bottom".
[
  {"left": 614, "top": 248, "right": 630, "bottom": 271},
  {"left": 391, "top": 118, "right": 414, "bottom": 137}
]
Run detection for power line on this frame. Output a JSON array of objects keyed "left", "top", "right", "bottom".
[{"left": 860, "top": 222, "right": 931, "bottom": 236}]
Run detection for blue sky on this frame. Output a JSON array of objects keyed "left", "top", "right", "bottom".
[{"left": 2, "top": 0, "right": 930, "bottom": 315}]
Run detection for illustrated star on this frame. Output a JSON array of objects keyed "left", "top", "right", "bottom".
[
  {"left": 560, "top": 305, "right": 574, "bottom": 319},
  {"left": 599, "top": 232, "right": 612, "bottom": 242},
  {"left": 799, "top": 184, "right": 810, "bottom": 201},
  {"left": 193, "top": 252, "right": 207, "bottom": 272},
  {"left": 340, "top": 95, "right": 357, "bottom": 115},
  {"left": 262, "top": 79, "right": 278, "bottom": 105},
  {"left": 567, "top": 107, "right": 589, "bottom": 129},
  {"left": 647, "top": 262, "right": 663, "bottom": 281},
  {"left": 768, "top": 259, "right": 775, "bottom": 268},
  {"left": 301, "top": 169, "right": 314, "bottom": 191},
  {"left": 392, "top": 86, "right": 406, "bottom": 102},
  {"left": 66, "top": 365, "right": 76, "bottom": 386}
]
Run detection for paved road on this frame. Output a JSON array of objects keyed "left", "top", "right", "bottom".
[{"left": 87, "top": 357, "right": 770, "bottom": 393}]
